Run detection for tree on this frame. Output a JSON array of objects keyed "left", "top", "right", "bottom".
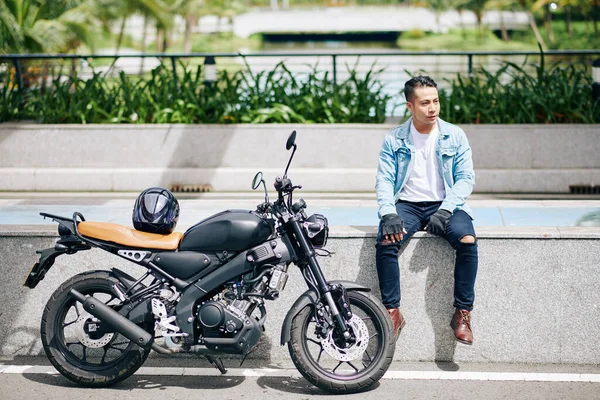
[
  {"left": 178, "top": 0, "right": 201, "bottom": 54},
  {"left": 530, "top": 0, "right": 600, "bottom": 42},
  {"left": 573, "top": 0, "right": 600, "bottom": 36},
  {"left": 0, "top": 0, "right": 101, "bottom": 54},
  {"left": 99, "top": 0, "right": 171, "bottom": 53},
  {"left": 559, "top": 0, "right": 575, "bottom": 37},
  {"left": 531, "top": 0, "right": 556, "bottom": 42},
  {"left": 454, "top": 0, "right": 489, "bottom": 39},
  {"left": 414, "top": 0, "right": 452, "bottom": 31},
  {"left": 540, "top": 0, "right": 589, "bottom": 37},
  {"left": 174, "top": 0, "right": 246, "bottom": 54},
  {"left": 516, "top": 0, "right": 547, "bottom": 49},
  {"left": 486, "top": 0, "right": 519, "bottom": 41},
  {"left": 215, "top": 0, "right": 246, "bottom": 36}
]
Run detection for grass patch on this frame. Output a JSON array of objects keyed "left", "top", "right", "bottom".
[
  {"left": 536, "top": 21, "right": 600, "bottom": 50},
  {"left": 141, "top": 32, "right": 262, "bottom": 54},
  {"left": 397, "top": 28, "right": 538, "bottom": 51},
  {"left": 399, "top": 22, "right": 600, "bottom": 52}
]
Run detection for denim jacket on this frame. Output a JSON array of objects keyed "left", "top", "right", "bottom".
[{"left": 376, "top": 117, "right": 475, "bottom": 219}]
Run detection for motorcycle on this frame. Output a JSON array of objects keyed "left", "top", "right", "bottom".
[{"left": 24, "top": 130, "right": 395, "bottom": 393}]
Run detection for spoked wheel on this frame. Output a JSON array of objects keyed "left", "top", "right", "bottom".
[
  {"left": 41, "top": 271, "right": 150, "bottom": 387},
  {"left": 288, "top": 290, "right": 395, "bottom": 393}
]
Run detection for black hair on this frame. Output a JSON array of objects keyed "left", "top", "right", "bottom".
[{"left": 404, "top": 76, "right": 438, "bottom": 102}]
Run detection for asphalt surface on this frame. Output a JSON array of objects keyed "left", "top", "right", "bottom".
[{"left": 1, "top": 358, "right": 599, "bottom": 400}]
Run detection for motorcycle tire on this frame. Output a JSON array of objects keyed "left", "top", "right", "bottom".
[
  {"left": 41, "top": 270, "right": 151, "bottom": 387},
  {"left": 288, "top": 290, "right": 395, "bottom": 393}
]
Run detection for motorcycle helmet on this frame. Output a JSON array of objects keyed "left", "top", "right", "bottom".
[{"left": 132, "top": 187, "right": 180, "bottom": 234}]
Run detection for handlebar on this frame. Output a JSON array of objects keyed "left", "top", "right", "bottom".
[
  {"left": 274, "top": 176, "right": 302, "bottom": 193},
  {"left": 274, "top": 176, "right": 292, "bottom": 192},
  {"left": 256, "top": 202, "right": 270, "bottom": 214}
]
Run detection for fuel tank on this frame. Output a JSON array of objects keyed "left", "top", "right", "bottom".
[{"left": 179, "top": 210, "right": 273, "bottom": 252}]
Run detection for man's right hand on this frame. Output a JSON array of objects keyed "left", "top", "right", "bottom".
[{"left": 381, "top": 214, "right": 407, "bottom": 243}]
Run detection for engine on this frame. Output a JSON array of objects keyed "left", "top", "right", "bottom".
[
  {"left": 198, "top": 300, "right": 247, "bottom": 337},
  {"left": 193, "top": 262, "right": 288, "bottom": 355},
  {"left": 197, "top": 297, "right": 263, "bottom": 355}
]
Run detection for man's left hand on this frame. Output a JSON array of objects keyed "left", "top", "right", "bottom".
[{"left": 426, "top": 209, "right": 452, "bottom": 236}]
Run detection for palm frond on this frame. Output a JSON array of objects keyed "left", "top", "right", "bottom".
[{"left": 0, "top": 1, "right": 26, "bottom": 51}]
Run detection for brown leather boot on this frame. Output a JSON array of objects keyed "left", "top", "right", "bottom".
[
  {"left": 387, "top": 308, "right": 406, "bottom": 340},
  {"left": 451, "top": 309, "right": 473, "bottom": 345}
]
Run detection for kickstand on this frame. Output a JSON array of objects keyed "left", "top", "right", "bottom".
[
  {"left": 205, "top": 355, "right": 227, "bottom": 374},
  {"left": 239, "top": 353, "right": 249, "bottom": 368}
]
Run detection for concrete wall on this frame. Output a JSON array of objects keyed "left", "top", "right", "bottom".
[
  {"left": 0, "top": 123, "right": 599, "bottom": 192},
  {"left": 3, "top": 226, "right": 599, "bottom": 364}
]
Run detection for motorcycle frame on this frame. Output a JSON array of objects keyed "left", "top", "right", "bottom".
[
  {"left": 31, "top": 205, "right": 348, "bottom": 343},
  {"left": 26, "top": 131, "right": 364, "bottom": 353}
]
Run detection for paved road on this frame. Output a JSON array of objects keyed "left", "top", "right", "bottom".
[{"left": 1, "top": 359, "right": 599, "bottom": 400}]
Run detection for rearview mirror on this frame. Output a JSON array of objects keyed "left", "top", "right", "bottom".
[
  {"left": 286, "top": 130, "right": 297, "bottom": 150},
  {"left": 251, "top": 172, "right": 264, "bottom": 190}
]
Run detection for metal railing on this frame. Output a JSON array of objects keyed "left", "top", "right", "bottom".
[
  {"left": 2, "top": 49, "right": 600, "bottom": 88},
  {"left": 2, "top": 50, "right": 599, "bottom": 118}
]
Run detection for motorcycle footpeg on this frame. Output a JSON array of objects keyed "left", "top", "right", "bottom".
[{"left": 205, "top": 355, "right": 227, "bottom": 374}]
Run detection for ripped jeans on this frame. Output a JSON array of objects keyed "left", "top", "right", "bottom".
[{"left": 375, "top": 200, "right": 478, "bottom": 311}]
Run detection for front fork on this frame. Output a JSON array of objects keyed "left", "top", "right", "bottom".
[{"left": 289, "top": 220, "right": 352, "bottom": 340}]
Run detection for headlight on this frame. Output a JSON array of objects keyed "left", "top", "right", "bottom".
[{"left": 303, "top": 214, "right": 329, "bottom": 248}]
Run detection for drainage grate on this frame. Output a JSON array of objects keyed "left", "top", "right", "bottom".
[
  {"left": 169, "top": 184, "right": 213, "bottom": 193},
  {"left": 569, "top": 185, "right": 600, "bottom": 194}
]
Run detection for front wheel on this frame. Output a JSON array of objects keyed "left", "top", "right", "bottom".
[
  {"left": 41, "top": 271, "right": 151, "bottom": 387},
  {"left": 288, "top": 290, "right": 395, "bottom": 393}
]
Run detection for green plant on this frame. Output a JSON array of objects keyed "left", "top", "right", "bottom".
[
  {"left": 0, "top": 59, "right": 391, "bottom": 124},
  {"left": 435, "top": 48, "right": 600, "bottom": 123},
  {"left": 403, "top": 29, "right": 427, "bottom": 40},
  {"left": 3, "top": 48, "right": 598, "bottom": 125}
]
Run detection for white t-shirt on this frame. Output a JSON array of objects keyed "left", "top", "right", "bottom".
[{"left": 398, "top": 122, "right": 446, "bottom": 202}]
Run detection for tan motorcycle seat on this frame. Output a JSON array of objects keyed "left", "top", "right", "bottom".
[{"left": 78, "top": 221, "right": 183, "bottom": 250}]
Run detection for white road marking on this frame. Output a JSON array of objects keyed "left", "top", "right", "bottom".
[{"left": 0, "top": 365, "right": 599, "bottom": 383}]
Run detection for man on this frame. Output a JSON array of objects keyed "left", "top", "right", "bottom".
[{"left": 375, "top": 76, "right": 478, "bottom": 345}]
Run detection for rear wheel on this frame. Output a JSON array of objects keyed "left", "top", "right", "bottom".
[
  {"left": 288, "top": 290, "right": 395, "bottom": 393},
  {"left": 41, "top": 271, "right": 150, "bottom": 387}
]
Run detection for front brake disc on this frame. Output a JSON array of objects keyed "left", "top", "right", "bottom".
[{"left": 320, "top": 314, "right": 369, "bottom": 362}]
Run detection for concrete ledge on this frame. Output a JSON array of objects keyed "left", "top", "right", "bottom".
[
  {"left": 2, "top": 225, "right": 599, "bottom": 365},
  {"left": 1, "top": 123, "right": 599, "bottom": 192}
]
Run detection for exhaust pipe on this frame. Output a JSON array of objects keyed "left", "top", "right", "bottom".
[{"left": 69, "top": 288, "right": 173, "bottom": 354}]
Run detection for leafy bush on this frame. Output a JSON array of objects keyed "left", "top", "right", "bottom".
[
  {"left": 436, "top": 51, "right": 600, "bottom": 124},
  {"left": 402, "top": 29, "right": 427, "bottom": 40},
  {"left": 2, "top": 52, "right": 599, "bottom": 124},
  {"left": 0, "top": 60, "right": 390, "bottom": 124}
]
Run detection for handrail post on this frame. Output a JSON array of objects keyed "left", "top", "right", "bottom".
[
  {"left": 468, "top": 54, "right": 473, "bottom": 76},
  {"left": 13, "top": 58, "right": 23, "bottom": 90},
  {"left": 332, "top": 54, "right": 337, "bottom": 88},
  {"left": 592, "top": 58, "right": 600, "bottom": 122},
  {"left": 170, "top": 56, "right": 178, "bottom": 90}
]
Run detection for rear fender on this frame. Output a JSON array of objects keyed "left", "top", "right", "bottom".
[
  {"left": 279, "top": 280, "right": 371, "bottom": 345},
  {"left": 24, "top": 213, "right": 92, "bottom": 289},
  {"left": 24, "top": 238, "right": 91, "bottom": 289},
  {"left": 23, "top": 247, "right": 65, "bottom": 289}
]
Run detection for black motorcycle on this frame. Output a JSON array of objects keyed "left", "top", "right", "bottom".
[{"left": 24, "top": 131, "right": 395, "bottom": 393}]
